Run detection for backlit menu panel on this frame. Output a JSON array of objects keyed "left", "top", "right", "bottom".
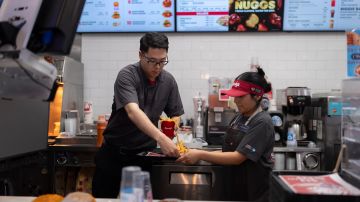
[
  {"left": 284, "top": 0, "right": 360, "bottom": 31},
  {"left": 77, "top": 0, "right": 175, "bottom": 32},
  {"left": 176, "top": 0, "right": 229, "bottom": 32},
  {"left": 228, "top": 0, "right": 284, "bottom": 32}
]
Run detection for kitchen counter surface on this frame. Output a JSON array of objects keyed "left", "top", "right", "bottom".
[
  {"left": 0, "top": 196, "right": 237, "bottom": 202},
  {"left": 49, "top": 143, "right": 320, "bottom": 153}
]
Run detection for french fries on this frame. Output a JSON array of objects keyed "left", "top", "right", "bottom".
[{"left": 176, "top": 140, "right": 188, "bottom": 154}]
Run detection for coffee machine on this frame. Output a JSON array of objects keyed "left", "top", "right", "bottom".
[
  {"left": 282, "top": 87, "right": 311, "bottom": 146},
  {"left": 205, "top": 77, "right": 236, "bottom": 145}
]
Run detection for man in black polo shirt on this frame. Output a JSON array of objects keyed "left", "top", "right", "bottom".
[{"left": 92, "top": 32, "right": 184, "bottom": 198}]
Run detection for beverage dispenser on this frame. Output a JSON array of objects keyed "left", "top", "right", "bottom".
[{"left": 205, "top": 77, "right": 236, "bottom": 145}]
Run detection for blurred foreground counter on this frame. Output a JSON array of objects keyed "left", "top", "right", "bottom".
[{"left": 0, "top": 196, "right": 238, "bottom": 202}]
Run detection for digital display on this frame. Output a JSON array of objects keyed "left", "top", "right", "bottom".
[
  {"left": 77, "top": 0, "right": 175, "bottom": 32},
  {"left": 176, "top": 0, "right": 229, "bottom": 32},
  {"left": 229, "top": 0, "right": 284, "bottom": 32},
  {"left": 283, "top": 0, "right": 360, "bottom": 31}
]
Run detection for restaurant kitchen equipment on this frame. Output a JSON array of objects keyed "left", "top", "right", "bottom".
[
  {"left": 205, "top": 77, "right": 236, "bottom": 145},
  {"left": 304, "top": 93, "right": 342, "bottom": 171},
  {"left": 205, "top": 107, "right": 236, "bottom": 145},
  {"left": 270, "top": 78, "right": 360, "bottom": 202},
  {"left": 47, "top": 56, "right": 84, "bottom": 138},
  {"left": 193, "top": 94, "right": 206, "bottom": 139},
  {"left": 282, "top": 87, "right": 312, "bottom": 145}
]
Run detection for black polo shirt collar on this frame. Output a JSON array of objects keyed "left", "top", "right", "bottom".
[{"left": 136, "top": 62, "right": 165, "bottom": 86}]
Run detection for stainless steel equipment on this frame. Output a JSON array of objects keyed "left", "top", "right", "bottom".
[
  {"left": 282, "top": 87, "right": 312, "bottom": 144},
  {"left": 205, "top": 107, "right": 236, "bottom": 145},
  {"left": 284, "top": 87, "right": 311, "bottom": 115},
  {"left": 304, "top": 93, "right": 342, "bottom": 171},
  {"left": 273, "top": 147, "right": 321, "bottom": 171},
  {"left": 193, "top": 94, "right": 206, "bottom": 139},
  {"left": 341, "top": 78, "right": 360, "bottom": 186},
  {"left": 0, "top": 99, "right": 49, "bottom": 160},
  {"left": 204, "top": 77, "right": 235, "bottom": 145},
  {"left": 47, "top": 56, "right": 84, "bottom": 138},
  {"left": 296, "top": 151, "right": 321, "bottom": 171},
  {"left": 151, "top": 162, "right": 226, "bottom": 200},
  {"left": 208, "top": 77, "right": 231, "bottom": 109}
]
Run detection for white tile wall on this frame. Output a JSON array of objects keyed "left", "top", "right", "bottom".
[{"left": 81, "top": 32, "right": 347, "bottom": 119}]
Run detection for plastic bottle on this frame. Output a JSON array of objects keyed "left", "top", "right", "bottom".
[{"left": 286, "top": 126, "right": 297, "bottom": 147}]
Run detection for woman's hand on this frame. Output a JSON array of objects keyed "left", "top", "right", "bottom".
[{"left": 176, "top": 149, "right": 203, "bottom": 165}]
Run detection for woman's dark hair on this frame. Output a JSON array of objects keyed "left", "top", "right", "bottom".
[
  {"left": 235, "top": 66, "right": 272, "bottom": 94},
  {"left": 140, "top": 32, "right": 169, "bottom": 53}
]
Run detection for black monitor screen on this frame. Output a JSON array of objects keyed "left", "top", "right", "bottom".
[
  {"left": 77, "top": 0, "right": 175, "bottom": 33},
  {"left": 27, "top": 0, "right": 86, "bottom": 54},
  {"left": 283, "top": 0, "right": 360, "bottom": 31}
]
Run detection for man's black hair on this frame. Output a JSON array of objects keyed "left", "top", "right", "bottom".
[{"left": 140, "top": 32, "right": 169, "bottom": 53}]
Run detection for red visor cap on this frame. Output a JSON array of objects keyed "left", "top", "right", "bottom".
[{"left": 221, "top": 80, "right": 265, "bottom": 97}]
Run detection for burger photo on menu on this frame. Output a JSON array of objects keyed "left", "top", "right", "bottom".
[
  {"left": 228, "top": 0, "right": 283, "bottom": 32},
  {"left": 162, "top": 10, "right": 172, "bottom": 18},
  {"left": 163, "top": 19, "right": 171, "bottom": 27},
  {"left": 112, "top": 11, "right": 120, "bottom": 19},
  {"left": 163, "top": 0, "right": 172, "bottom": 8}
]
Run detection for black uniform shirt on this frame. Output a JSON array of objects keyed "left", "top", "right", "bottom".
[
  {"left": 223, "top": 111, "right": 274, "bottom": 201},
  {"left": 233, "top": 111, "right": 275, "bottom": 201},
  {"left": 234, "top": 111, "right": 274, "bottom": 169},
  {"left": 103, "top": 62, "right": 184, "bottom": 153}
]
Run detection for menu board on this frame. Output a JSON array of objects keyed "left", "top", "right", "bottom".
[
  {"left": 283, "top": 0, "right": 360, "bottom": 31},
  {"left": 176, "top": 0, "right": 229, "bottom": 32},
  {"left": 77, "top": 0, "right": 175, "bottom": 32},
  {"left": 229, "top": 0, "right": 283, "bottom": 32}
]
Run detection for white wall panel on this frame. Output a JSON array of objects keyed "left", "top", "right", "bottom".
[{"left": 81, "top": 32, "right": 347, "bottom": 119}]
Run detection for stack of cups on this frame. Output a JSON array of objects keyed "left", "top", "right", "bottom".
[
  {"left": 119, "top": 166, "right": 153, "bottom": 202},
  {"left": 134, "top": 171, "right": 153, "bottom": 202}
]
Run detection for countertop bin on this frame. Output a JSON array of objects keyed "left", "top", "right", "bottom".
[{"left": 270, "top": 171, "right": 360, "bottom": 202}]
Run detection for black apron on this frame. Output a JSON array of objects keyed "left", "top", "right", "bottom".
[{"left": 222, "top": 107, "right": 269, "bottom": 202}]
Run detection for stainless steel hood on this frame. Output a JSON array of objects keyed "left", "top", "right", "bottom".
[{"left": 0, "top": 49, "right": 57, "bottom": 100}]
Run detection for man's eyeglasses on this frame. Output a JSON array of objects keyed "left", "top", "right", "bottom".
[{"left": 142, "top": 54, "right": 169, "bottom": 67}]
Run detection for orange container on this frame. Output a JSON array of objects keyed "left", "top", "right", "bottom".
[{"left": 96, "top": 121, "right": 107, "bottom": 147}]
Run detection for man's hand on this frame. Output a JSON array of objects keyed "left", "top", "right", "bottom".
[{"left": 157, "top": 133, "right": 179, "bottom": 157}]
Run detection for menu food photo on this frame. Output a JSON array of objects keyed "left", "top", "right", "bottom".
[
  {"left": 283, "top": 0, "right": 360, "bottom": 31},
  {"left": 77, "top": 0, "right": 175, "bottom": 32},
  {"left": 228, "top": 0, "right": 283, "bottom": 32}
]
